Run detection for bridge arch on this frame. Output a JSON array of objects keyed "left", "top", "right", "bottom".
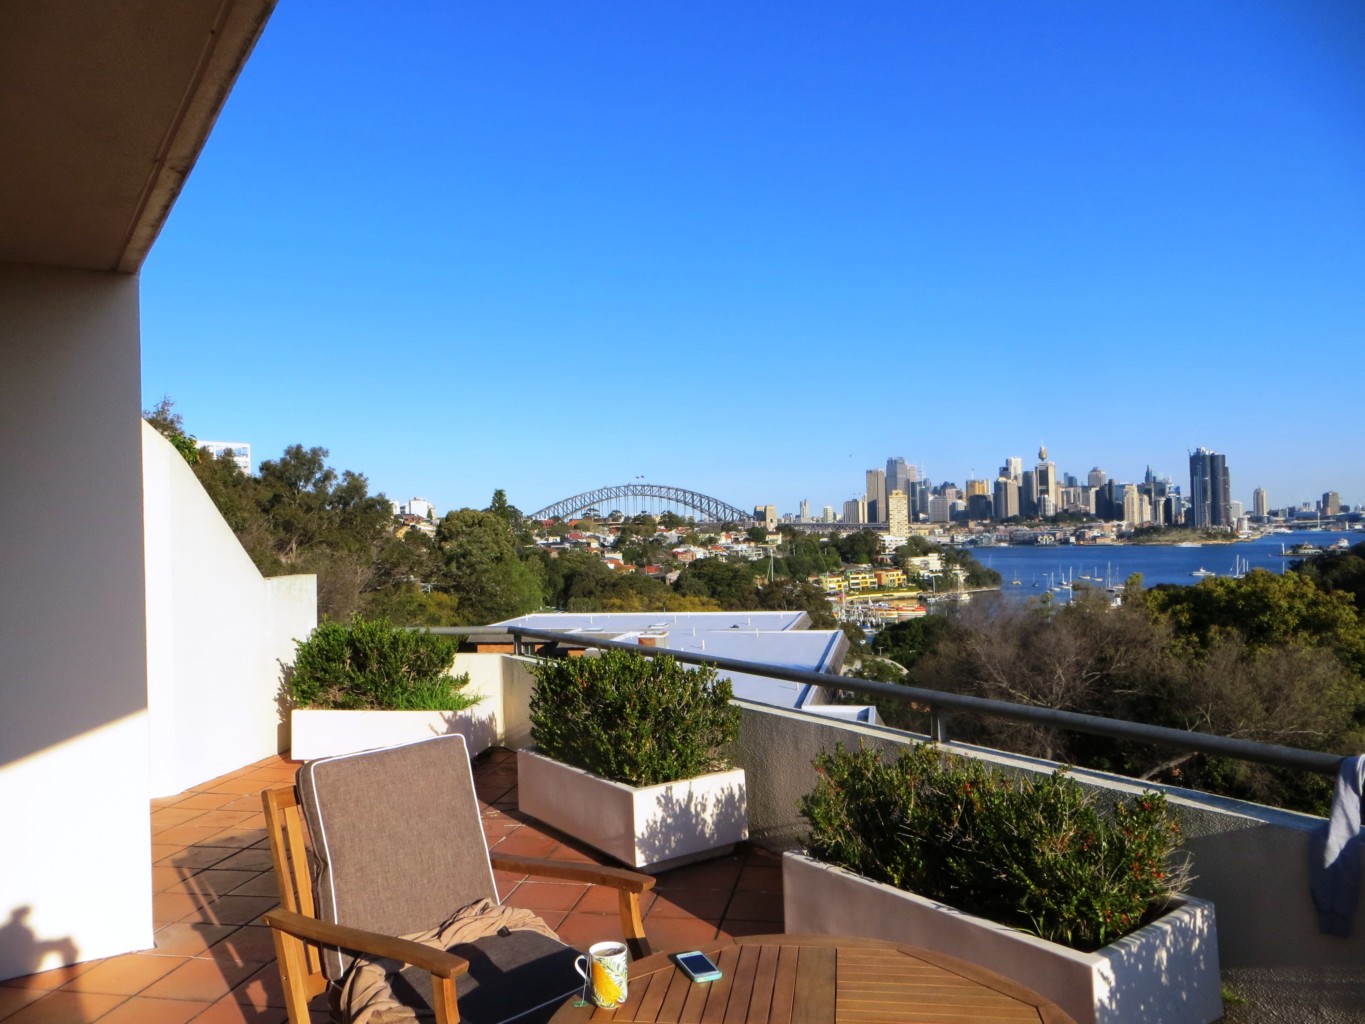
[{"left": 530, "top": 484, "right": 751, "bottom": 524}]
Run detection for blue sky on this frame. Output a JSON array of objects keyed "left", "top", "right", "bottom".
[{"left": 141, "top": 1, "right": 1365, "bottom": 518}]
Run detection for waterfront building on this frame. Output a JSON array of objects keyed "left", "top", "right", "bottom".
[
  {"left": 887, "top": 490, "right": 909, "bottom": 536},
  {"left": 967, "top": 492, "right": 993, "bottom": 521},
  {"left": 1323, "top": 491, "right": 1341, "bottom": 516},
  {"left": 865, "top": 468, "right": 887, "bottom": 523},
  {"left": 1189, "top": 447, "right": 1232, "bottom": 528},
  {"left": 198, "top": 440, "right": 252, "bottom": 475},
  {"left": 1253, "top": 487, "right": 1269, "bottom": 518}
]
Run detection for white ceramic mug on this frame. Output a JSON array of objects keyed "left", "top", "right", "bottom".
[{"left": 574, "top": 940, "right": 629, "bottom": 1008}]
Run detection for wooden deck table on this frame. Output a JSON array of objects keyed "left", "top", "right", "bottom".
[{"left": 550, "top": 933, "right": 1077, "bottom": 1024}]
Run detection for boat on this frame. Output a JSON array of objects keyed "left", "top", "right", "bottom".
[
  {"left": 1190, "top": 567, "right": 1216, "bottom": 578},
  {"left": 1175, "top": 542, "right": 1201, "bottom": 548}
]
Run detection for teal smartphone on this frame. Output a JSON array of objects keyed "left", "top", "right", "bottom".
[{"left": 674, "top": 950, "right": 722, "bottom": 983}]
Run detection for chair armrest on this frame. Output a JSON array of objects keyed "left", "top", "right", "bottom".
[
  {"left": 491, "top": 854, "right": 656, "bottom": 893},
  {"left": 262, "top": 908, "right": 471, "bottom": 979}
]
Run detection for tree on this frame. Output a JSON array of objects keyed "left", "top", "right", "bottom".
[
  {"left": 673, "top": 559, "right": 760, "bottom": 609},
  {"left": 143, "top": 395, "right": 199, "bottom": 464},
  {"left": 436, "top": 509, "right": 544, "bottom": 624},
  {"left": 833, "top": 529, "right": 881, "bottom": 566}
]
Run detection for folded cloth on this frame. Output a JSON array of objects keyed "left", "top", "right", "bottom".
[
  {"left": 1309, "top": 755, "right": 1365, "bottom": 937},
  {"left": 342, "top": 898, "right": 562, "bottom": 1024}
]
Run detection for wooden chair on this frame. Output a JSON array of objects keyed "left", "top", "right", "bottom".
[{"left": 261, "top": 735, "right": 654, "bottom": 1024}]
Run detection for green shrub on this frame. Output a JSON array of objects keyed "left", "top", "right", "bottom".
[
  {"left": 288, "top": 616, "right": 478, "bottom": 711},
  {"left": 799, "top": 743, "right": 1190, "bottom": 952},
  {"left": 529, "top": 649, "right": 740, "bottom": 787}
]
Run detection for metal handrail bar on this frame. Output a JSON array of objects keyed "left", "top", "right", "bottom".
[{"left": 425, "top": 624, "right": 1344, "bottom": 776}]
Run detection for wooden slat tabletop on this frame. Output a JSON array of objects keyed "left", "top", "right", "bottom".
[{"left": 550, "top": 934, "right": 1077, "bottom": 1024}]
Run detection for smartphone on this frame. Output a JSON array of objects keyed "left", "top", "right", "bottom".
[{"left": 673, "top": 950, "right": 722, "bottom": 983}]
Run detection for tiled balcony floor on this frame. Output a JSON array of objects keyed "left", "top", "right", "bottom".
[{"left": 0, "top": 748, "right": 784, "bottom": 1024}]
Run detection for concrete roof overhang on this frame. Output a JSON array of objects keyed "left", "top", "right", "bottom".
[{"left": 0, "top": 0, "right": 275, "bottom": 274}]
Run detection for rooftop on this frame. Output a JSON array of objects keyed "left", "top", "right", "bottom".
[{"left": 0, "top": 749, "right": 782, "bottom": 1024}]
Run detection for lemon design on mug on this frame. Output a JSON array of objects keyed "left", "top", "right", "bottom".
[{"left": 592, "top": 961, "right": 625, "bottom": 1005}]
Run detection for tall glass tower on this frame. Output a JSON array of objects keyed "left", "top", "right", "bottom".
[{"left": 1189, "top": 448, "right": 1231, "bottom": 528}]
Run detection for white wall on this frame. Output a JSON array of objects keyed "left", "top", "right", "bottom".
[
  {"left": 143, "top": 423, "right": 316, "bottom": 796},
  {"left": 0, "top": 264, "right": 153, "bottom": 978}
]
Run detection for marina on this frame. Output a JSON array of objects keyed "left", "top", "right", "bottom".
[{"left": 972, "top": 530, "right": 1360, "bottom": 602}]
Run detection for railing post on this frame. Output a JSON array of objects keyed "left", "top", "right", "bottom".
[{"left": 929, "top": 708, "right": 950, "bottom": 744}]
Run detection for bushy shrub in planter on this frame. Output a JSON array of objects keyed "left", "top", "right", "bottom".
[
  {"left": 529, "top": 649, "right": 739, "bottom": 787},
  {"left": 289, "top": 616, "right": 478, "bottom": 711},
  {"left": 800, "top": 743, "right": 1191, "bottom": 952}
]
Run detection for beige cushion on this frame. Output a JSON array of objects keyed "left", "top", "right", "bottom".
[{"left": 297, "top": 735, "right": 499, "bottom": 979}]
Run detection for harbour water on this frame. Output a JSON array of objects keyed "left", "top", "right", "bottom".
[{"left": 973, "top": 530, "right": 1361, "bottom": 600}]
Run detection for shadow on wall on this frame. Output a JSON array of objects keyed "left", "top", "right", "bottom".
[
  {"left": 0, "top": 906, "right": 77, "bottom": 980},
  {"left": 635, "top": 783, "right": 747, "bottom": 867},
  {"left": 1091, "top": 900, "right": 1223, "bottom": 1024},
  {"left": 434, "top": 709, "right": 501, "bottom": 758}
]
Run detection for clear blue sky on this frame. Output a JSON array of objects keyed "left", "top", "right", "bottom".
[{"left": 141, "top": 1, "right": 1365, "bottom": 518}]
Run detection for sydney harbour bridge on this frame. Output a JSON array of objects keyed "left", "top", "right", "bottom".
[{"left": 530, "top": 483, "right": 752, "bottom": 524}]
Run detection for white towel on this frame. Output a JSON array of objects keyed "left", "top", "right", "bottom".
[{"left": 1309, "top": 754, "right": 1365, "bottom": 937}]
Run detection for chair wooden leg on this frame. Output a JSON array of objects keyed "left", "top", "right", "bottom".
[
  {"left": 432, "top": 975, "right": 460, "bottom": 1024},
  {"left": 271, "top": 927, "right": 318, "bottom": 1024},
  {"left": 618, "top": 891, "right": 651, "bottom": 960}
]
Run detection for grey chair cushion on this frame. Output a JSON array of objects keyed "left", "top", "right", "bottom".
[
  {"left": 347, "top": 929, "right": 584, "bottom": 1024},
  {"left": 297, "top": 734, "right": 499, "bottom": 979}
]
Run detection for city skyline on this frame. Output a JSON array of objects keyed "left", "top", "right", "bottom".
[{"left": 139, "top": 3, "right": 1365, "bottom": 517}]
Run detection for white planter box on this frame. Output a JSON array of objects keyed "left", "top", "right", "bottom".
[
  {"left": 783, "top": 852, "right": 1221, "bottom": 1024},
  {"left": 516, "top": 750, "right": 747, "bottom": 873},
  {"left": 289, "top": 707, "right": 500, "bottom": 761}
]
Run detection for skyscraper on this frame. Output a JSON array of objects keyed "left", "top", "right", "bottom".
[
  {"left": 1088, "top": 467, "right": 1107, "bottom": 488},
  {"left": 1323, "top": 492, "right": 1341, "bottom": 516},
  {"left": 887, "top": 490, "right": 909, "bottom": 536},
  {"left": 1188, "top": 448, "right": 1232, "bottom": 528},
  {"left": 886, "top": 457, "right": 912, "bottom": 497},
  {"left": 865, "top": 468, "right": 887, "bottom": 524},
  {"left": 1252, "top": 487, "right": 1269, "bottom": 518},
  {"left": 993, "top": 476, "right": 1020, "bottom": 520},
  {"left": 1035, "top": 445, "right": 1058, "bottom": 515}
]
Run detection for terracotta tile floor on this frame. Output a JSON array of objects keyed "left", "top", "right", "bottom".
[{"left": 1, "top": 748, "right": 784, "bottom": 1023}]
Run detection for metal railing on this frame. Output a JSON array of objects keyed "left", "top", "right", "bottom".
[{"left": 429, "top": 624, "right": 1345, "bottom": 777}]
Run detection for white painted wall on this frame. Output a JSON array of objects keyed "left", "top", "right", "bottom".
[
  {"left": 0, "top": 264, "right": 153, "bottom": 978},
  {"left": 143, "top": 423, "right": 316, "bottom": 796}
]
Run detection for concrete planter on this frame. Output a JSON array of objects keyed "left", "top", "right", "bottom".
[
  {"left": 783, "top": 852, "right": 1221, "bottom": 1024},
  {"left": 289, "top": 707, "right": 499, "bottom": 761},
  {"left": 516, "top": 749, "right": 747, "bottom": 873}
]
